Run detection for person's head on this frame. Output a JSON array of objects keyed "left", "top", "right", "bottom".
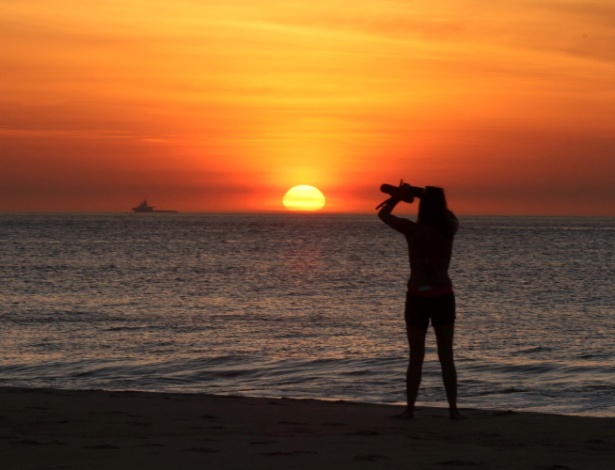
[{"left": 418, "top": 186, "right": 450, "bottom": 234}]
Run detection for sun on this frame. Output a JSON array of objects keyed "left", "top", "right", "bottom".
[{"left": 282, "top": 185, "right": 326, "bottom": 211}]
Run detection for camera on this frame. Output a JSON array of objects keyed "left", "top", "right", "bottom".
[{"left": 380, "top": 182, "right": 416, "bottom": 203}]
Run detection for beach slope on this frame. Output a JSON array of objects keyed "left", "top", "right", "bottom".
[{"left": 1, "top": 387, "right": 613, "bottom": 469}]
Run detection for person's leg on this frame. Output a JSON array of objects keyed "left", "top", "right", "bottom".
[
  {"left": 402, "top": 325, "right": 427, "bottom": 418},
  {"left": 433, "top": 323, "right": 461, "bottom": 418}
]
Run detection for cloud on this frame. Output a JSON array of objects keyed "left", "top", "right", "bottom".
[{"left": 248, "top": 1, "right": 615, "bottom": 65}]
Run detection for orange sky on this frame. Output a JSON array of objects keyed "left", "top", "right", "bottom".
[{"left": 1, "top": 0, "right": 614, "bottom": 215}]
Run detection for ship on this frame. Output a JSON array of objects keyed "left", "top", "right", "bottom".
[{"left": 132, "top": 199, "right": 178, "bottom": 213}]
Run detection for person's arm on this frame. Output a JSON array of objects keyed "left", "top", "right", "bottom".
[{"left": 377, "top": 196, "right": 415, "bottom": 233}]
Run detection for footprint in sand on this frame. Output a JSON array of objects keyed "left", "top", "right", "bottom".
[
  {"left": 354, "top": 454, "right": 388, "bottom": 461},
  {"left": 184, "top": 447, "right": 219, "bottom": 453},
  {"left": 345, "top": 430, "right": 381, "bottom": 436},
  {"left": 534, "top": 466, "right": 574, "bottom": 470},
  {"left": 13, "top": 440, "right": 66, "bottom": 446},
  {"left": 128, "top": 421, "right": 153, "bottom": 427},
  {"left": 84, "top": 444, "right": 120, "bottom": 449},
  {"left": 437, "top": 460, "right": 479, "bottom": 466},
  {"left": 259, "top": 450, "right": 319, "bottom": 456},
  {"left": 201, "top": 414, "right": 220, "bottom": 420}
]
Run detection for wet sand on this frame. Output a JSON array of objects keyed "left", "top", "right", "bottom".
[{"left": 1, "top": 387, "right": 613, "bottom": 469}]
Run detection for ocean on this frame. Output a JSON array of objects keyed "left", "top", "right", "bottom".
[{"left": 1, "top": 213, "right": 613, "bottom": 417}]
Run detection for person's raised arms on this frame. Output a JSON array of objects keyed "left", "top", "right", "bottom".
[{"left": 377, "top": 194, "right": 415, "bottom": 233}]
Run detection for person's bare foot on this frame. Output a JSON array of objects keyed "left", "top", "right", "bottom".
[
  {"left": 392, "top": 409, "right": 414, "bottom": 419},
  {"left": 449, "top": 409, "right": 465, "bottom": 420}
]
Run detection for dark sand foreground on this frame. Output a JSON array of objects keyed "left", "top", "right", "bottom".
[{"left": 1, "top": 387, "right": 614, "bottom": 469}]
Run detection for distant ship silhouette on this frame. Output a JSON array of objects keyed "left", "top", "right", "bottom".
[{"left": 132, "top": 199, "right": 178, "bottom": 213}]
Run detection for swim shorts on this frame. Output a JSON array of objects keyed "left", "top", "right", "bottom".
[{"left": 405, "top": 292, "right": 456, "bottom": 329}]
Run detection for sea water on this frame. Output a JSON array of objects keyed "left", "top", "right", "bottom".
[{"left": 0, "top": 214, "right": 613, "bottom": 417}]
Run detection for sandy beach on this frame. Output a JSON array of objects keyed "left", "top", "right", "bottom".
[{"left": 1, "top": 387, "right": 613, "bottom": 469}]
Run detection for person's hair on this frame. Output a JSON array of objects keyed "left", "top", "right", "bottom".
[{"left": 418, "top": 186, "right": 452, "bottom": 237}]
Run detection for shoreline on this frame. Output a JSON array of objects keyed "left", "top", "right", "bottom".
[{"left": 1, "top": 387, "right": 614, "bottom": 469}]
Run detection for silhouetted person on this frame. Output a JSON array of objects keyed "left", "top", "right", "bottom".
[{"left": 377, "top": 182, "right": 461, "bottom": 419}]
